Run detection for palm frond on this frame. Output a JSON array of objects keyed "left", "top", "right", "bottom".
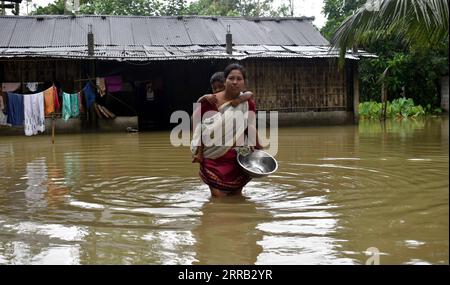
[{"left": 331, "top": 0, "right": 449, "bottom": 63}]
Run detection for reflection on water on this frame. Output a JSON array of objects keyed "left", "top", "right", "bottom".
[
  {"left": 25, "top": 158, "right": 48, "bottom": 209},
  {"left": 193, "top": 195, "right": 266, "bottom": 265},
  {"left": 0, "top": 117, "right": 448, "bottom": 264}
]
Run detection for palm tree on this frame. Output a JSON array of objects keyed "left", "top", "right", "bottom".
[
  {"left": 331, "top": 0, "right": 449, "bottom": 60},
  {"left": 330, "top": 0, "right": 448, "bottom": 121}
]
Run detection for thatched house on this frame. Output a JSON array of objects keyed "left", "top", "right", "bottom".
[{"left": 0, "top": 15, "right": 371, "bottom": 131}]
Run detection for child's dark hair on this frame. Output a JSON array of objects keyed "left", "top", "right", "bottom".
[
  {"left": 209, "top": 72, "right": 225, "bottom": 85},
  {"left": 224, "top": 63, "right": 246, "bottom": 80}
]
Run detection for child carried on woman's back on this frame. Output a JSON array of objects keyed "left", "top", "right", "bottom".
[{"left": 192, "top": 72, "right": 255, "bottom": 163}]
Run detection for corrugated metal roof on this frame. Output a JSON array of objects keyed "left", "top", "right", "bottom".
[
  {"left": 219, "top": 18, "right": 263, "bottom": 44},
  {"left": 257, "top": 21, "right": 295, "bottom": 45},
  {"left": 0, "top": 15, "right": 328, "bottom": 47},
  {"left": 0, "top": 15, "right": 374, "bottom": 61},
  {"left": 0, "top": 17, "right": 16, "bottom": 47},
  {"left": 184, "top": 17, "right": 222, "bottom": 45},
  {"left": 130, "top": 18, "right": 152, "bottom": 45},
  {"left": 0, "top": 45, "right": 373, "bottom": 61},
  {"left": 147, "top": 17, "right": 193, "bottom": 46},
  {"left": 53, "top": 17, "right": 71, "bottom": 46},
  {"left": 110, "top": 17, "right": 134, "bottom": 45}
]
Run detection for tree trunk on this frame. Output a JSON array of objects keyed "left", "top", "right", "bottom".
[{"left": 380, "top": 67, "right": 389, "bottom": 121}]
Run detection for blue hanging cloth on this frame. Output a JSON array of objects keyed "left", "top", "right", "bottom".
[
  {"left": 6, "top": 92, "right": 24, "bottom": 126},
  {"left": 83, "top": 82, "right": 96, "bottom": 109}
]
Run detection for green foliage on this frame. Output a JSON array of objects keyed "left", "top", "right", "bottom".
[
  {"left": 359, "top": 36, "right": 448, "bottom": 107},
  {"left": 186, "top": 0, "right": 289, "bottom": 17},
  {"left": 274, "top": 3, "right": 292, "bottom": 17},
  {"left": 320, "top": 0, "right": 366, "bottom": 40},
  {"left": 163, "top": 0, "right": 188, "bottom": 16},
  {"left": 30, "top": 0, "right": 162, "bottom": 16},
  {"left": 358, "top": 98, "right": 433, "bottom": 119},
  {"left": 30, "top": 0, "right": 289, "bottom": 17},
  {"left": 322, "top": 0, "right": 449, "bottom": 109},
  {"left": 331, "top": 0, "right": 449, "bottom": 57},
  {"left": 78, "top": 0, "right": 163, "bottom": 16},
  {"left": 359, "top": 101, "right": 383, "bottom": 119},
  {"left": 186, "top": 0, "right": 239, "bottom": 16},
  {"left": 31, "top": 0, "right": 66, "bottom": 15}
]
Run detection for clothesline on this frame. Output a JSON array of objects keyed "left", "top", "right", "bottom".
[
  {"left": 2, "top": 84, "right": 91, "bottom": 96},
  {"left": 2, "top": 84, "right": 88, "bottom": 135},
  {"left": 0, "top": 75, "right": 131, "bottom": 140},
  {"left": 2, "top": 82, "right": 89, "bottom": 95},
  {"left": 2, "top": 74, "right": 122, "bottom": 94},
  {"left": 2, "top": 81, "right": 131, "bottom": 114},
  {"left": 73, "top": 78, "right": 95, "bottom": 82}
]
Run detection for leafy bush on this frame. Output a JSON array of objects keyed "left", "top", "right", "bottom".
[{"left": 359, "top": 98, "right": 430, "bottom": 119}]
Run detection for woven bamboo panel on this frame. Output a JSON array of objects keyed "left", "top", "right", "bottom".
[{"left": 244, "top": 59, "right": 348, "bottom": 112}]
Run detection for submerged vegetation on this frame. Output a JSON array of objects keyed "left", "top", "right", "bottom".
[{"left": 359, "top": 98, "right": 442, "bottom": 119}]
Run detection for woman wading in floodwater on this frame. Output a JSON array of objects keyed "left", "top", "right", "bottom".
[{"left": 191, "top": 63, "right": 261, "bottom": 197}]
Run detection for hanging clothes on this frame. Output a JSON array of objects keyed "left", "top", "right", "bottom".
[
  {"left": 0, "top": 111, "right": 7, "bottom": 125},
  {"left": 62, "top": 92, "right": 79, "bottom": 121},
  {"left": 53, "top": 86, "right": 61, "bottom": 112},
  {"left": 53, "top": 82, "right": 63, "bottom": 112},
  {"left": 105, "top": 75, "right": 123, "bottom": 93},
  {"left": 24, "top": 92, "right": 45, "bottom": 136},
  {"left": 6, "top": 93, "right": 24, "bottom": 126},
  {"left": 2, "top": 83, "right": 21, "bottom": 92},
  {"left": 0, "top": 95, "right": 7, "bottom": 125},
  {"left": 70, "top": 92, "right": 79, "bottom": 117},
  {"left": 0, "top": 95, "right": 4, "bottom": 111},
  {"left": 77, "top": 92, "right": 84, "bottom": 113},
  {"left": 83, "top": 82, "right": 96, "bottom": 109},
  {"left": 26, "top": 82, "right": 39, "bottom": 92},
  {"left": 96, "top": 77, "right": 106, "bottom": 97},
  {"left": 43, "top": 86, "right": 58, "bottom": 115}
]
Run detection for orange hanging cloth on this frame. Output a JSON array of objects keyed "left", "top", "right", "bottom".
[{"left": 43, "top": 86, "right": 58, "bottom": 115}]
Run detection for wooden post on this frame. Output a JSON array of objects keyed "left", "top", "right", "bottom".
[
  {"left": 381, "top": 81, "right": 387, "bottom": 121},
  {"left": 380, "top": 67, "right": 389, "bottom": 121},
  {"left": 51, "top": 114, "right": 55, "bottom": 144},
  {"left": 353, "top": 62, "right": 360, "bottom": 123}
]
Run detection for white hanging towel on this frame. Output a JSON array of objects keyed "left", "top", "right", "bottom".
[
  {"left": 0, "top": 95, "right": 9, "bottom": 125},
  {"left": 24, "top": 92, "right": 45, "bottom": 136},
  {"left": 36, "top": 92, "right": 45, "bottom": 133},
  {"left": 0, "top": 112, "right": 7, "bottom": 125}
]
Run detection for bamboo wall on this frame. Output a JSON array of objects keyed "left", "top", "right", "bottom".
[
  {"left": 1, "top": 57, "right": 353, "bottom": 120},
  {"left": 244, "top": 58, "right": 348, "bottom": 112}
]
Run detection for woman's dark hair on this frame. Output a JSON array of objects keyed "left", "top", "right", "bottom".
[
  {"left": 224, "top": 63, "right": 246, "bottom": 80},
  {"left": 209, "top": 72, "right": 225, "bottom": 85}
]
